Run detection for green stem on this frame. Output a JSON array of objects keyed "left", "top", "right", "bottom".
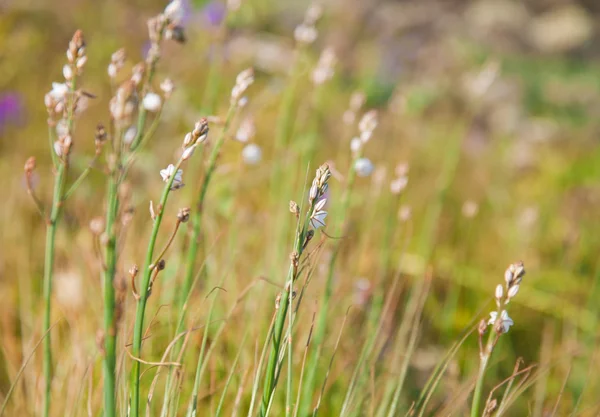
[
  {"left": 103, "top": 170, "right": 119, "bottom": 417},
  {"left": 259, "top": 204, "right": 313, "bottom": 417},
  {"left": 129, "top": 158, "right": 183, "bottom": 417},
  {"left": 299, "top": 160, "right": 358, "bottom": 417},
  {"left": 471, "top": 328, "right": 497, "bottom": 417},
  {"left": 42, "top": 161, "right": 67, "bottom": 417}
]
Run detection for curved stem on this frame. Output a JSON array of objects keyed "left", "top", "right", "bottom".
[{"left": 129, "top": 158, "right": 183, "bottom": 417}]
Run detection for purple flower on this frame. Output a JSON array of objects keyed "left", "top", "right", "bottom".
[
  {"left": 0, "top": 92, "right": 24, "bottom": 132},
  {"left": 203, "top": 1, "right": 226, "bottom": 27}
]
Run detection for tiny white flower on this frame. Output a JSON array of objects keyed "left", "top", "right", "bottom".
[
  {"left": 49, "top": 82, "right": 69, "bottom": 101},
  {"left": 242, "top": 143, "right": 262, "bottom": 165},
  {"left": 354, "top": 157, "right": 374, "bottom": 177},
  {"left": 160, "top": 164, "right": 184, "bottom": 189},
  {"left": 488, "top": 310, "right": 514, "bottom": 333},
  {"left": 350, "top": 137, "right": 362, "bottom": 154},
  {"left": 124, "top": 126, "right": 137, "bottom": 144},
  {"left": 160, "top": 78, "right": 175, "bottom": 98},
  {"left": 143, "top": 92, "right": 162, "bottom": 112},
  {"left": 164, "top": 0, "right": 184, "bottom": 25},
  {"left": 310, "top": 210, "right": 327, "bottom": 229}
]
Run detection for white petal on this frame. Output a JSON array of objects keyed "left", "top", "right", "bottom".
[
  {"left": 314, "top": 198, "right": 327, "bottom": 212},
  {"left": 143, "top": 93, "right": 162, "bottom": 112}
]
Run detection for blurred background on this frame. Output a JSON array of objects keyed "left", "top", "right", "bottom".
[{"left": 1, "top": 0, "right": 600, "bottom": 415}]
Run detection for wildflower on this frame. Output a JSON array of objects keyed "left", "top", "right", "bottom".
[
  {"left": 160, "top": 164, "right": 184, "bottom": 190},
  {"left": 143, "top": 92, "right": 162, "bottom": 112},
  {"left": 0, "top": 92, "right": 23, "bottom": 131},
  {"left": 312, "top": 47, "right": 336, "bottom": 85},
  {"left": 160, "top": 78, "right": 175, "bottom": 98},
  {"left": 310, "top": 206, "right": 327, "bottom": 229},
  {"left": 488, "top": 310, "right": 514, "bottom": 334},
  {"left": 354, "top": 157, "right": 374, "bottom": 177},
  {"left": 204, "top": 1, "right": 226, "bottom": 26},
  {"left": 242, "top": 143, "right": 262, "bottom": 165},
  {"left": 48, "top": 82, "right": 69, "bottom": 101},
  {"left": 164, "top": 0, "right": 185, "bottom": 25}
]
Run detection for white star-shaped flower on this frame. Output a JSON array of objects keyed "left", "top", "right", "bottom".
[
  {"left": 310, "top": 198, "right": 328, "bottom": 229},
  {"left": 160, "top": 164, "right": 184, "bottom": 190},
  {"left": 488, "top": 310, "right": 514, "bottom": 333}
]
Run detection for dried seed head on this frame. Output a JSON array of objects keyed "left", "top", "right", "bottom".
[
  {"left": 165, "top": 25, "right": 186, "bottom": 43},
  {"left": 177, "top": 207, "right": 191, "bottom": 223},
  {"left": 483, "top": 399, "right": 498, "bottom": 417},
  {"left": 478, "top": 319, "right": 487, "bottom": 336},
  {"left": 129, "top": 265, "right": 139, "bottom": 278},
  {"left": 95, "top": 123, "right": 107, "bottom": 146},
  {"left": 289, "top": 200, "right": 300, "bottom": 217},
  {"left": 24, "top": 156, "right": 36, "bottom": 173},
  {"left": 157, "top": 259, "right": 166, "bottom": 271}
]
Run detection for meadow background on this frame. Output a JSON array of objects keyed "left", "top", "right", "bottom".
[{"left": 1, "top": 0, "right": 600, "bottom": 416}]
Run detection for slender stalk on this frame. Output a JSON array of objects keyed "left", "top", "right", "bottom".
[
  {"left": 129, "top": 158, "right": 183, "bottom": 417},
  {"left": 42, "top": 161, "right": 67, "bottom": 417},
  {"left": 259, "top": 186, "right": 319, "bottom": 417},
  {"left": 103, "top": 167, "right": 120, "bottom": 417},
  {"left": 299, "top": 161, "right": 358, "bottom": 416},
  {"left": 471, "top": 328, "right": 498, "bottom": 417}
]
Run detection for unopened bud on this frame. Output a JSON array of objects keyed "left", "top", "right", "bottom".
[
  {"left": 24, "top": 156, "right": 36, "bottom": 173},
  {"left": 177, "top": 207, "right": 191, "bottom": 223}
]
